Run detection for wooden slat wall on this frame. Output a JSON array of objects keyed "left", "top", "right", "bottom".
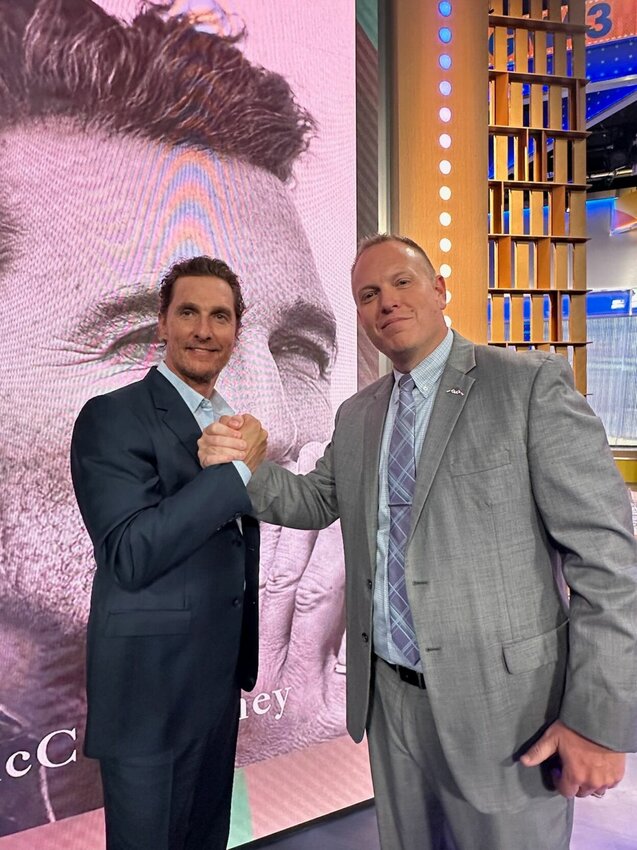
[{"left": 487, "top": 0, "right": 588, "bottom": 392}]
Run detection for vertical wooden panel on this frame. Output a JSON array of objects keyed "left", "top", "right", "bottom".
[
  {"left": 510, "top": 189, "right": 524, "bottom": 234},
  {"left": 548, "top": 291, "right": 561, "bottom": 341},
  {"left": 511, "top": 293, "right": 525, "bottom": 340},
  {"left": 554, "top": 243, "right": 569, "bottom": 289},
  {"left": 548, "top": 85, "right": 562, "bottom": 130},
  {"left": 572, "top": 243, "right": 586, "bottom": 289},
  {"left": 510, "top": 82, "right": 524, "bottom": 126},
  {"left": 570, "top": 292, "right": 587, "bottom": 340},
  {"left": 572, "top": 342, "right": 587, "bottom": 388},
  {"left": 516, "top": 132, "right": 528, "bottom": 181},
  {"left": 534, "top": 31, "right": 548, "bottom": 76},
  {"left": 569, "top": 190, "right": 587, "bottom": 238},
  {"left": 569, "top": 0, "right": 586, "bottom": 25},
  {"left": 530, "top": 82, "right": 544, "bottom": 128},
  {"left": 491, "top": 184, "right": 504, "bottom": 233},
  {"left": 571, "top": 0, "right": 586, "bottom": 82},
  {"left": 493, "top": 23, "right": 508, "bottom": 68},
  {"left": 553, "top": 138, "right": 568, "bottom": 183},
  {"left": 515, "top": 26, "right": 528, "bottom": 74},
  {"left": 495, "top": 135, "right": 509, "bottom": 180},
  {"left": 537, "top": 132, "right": 548, "bottom": 179},
  {"left": 391, "top": 0, "right": 488, "bottom": 341},
  {"left": 497, "top": 236, "right": 512, "bottom": 286},
  {"left": 529, "top": 190, "right": 543, "bottom": 235},
  {"left": 494, "top": 74, "right": 510, "bottom": 124},
  {"left": 531, "top": 294, "right": 545, "bottom": 341},
  {"left": 491, "top": 295, "right": 506, "bottom": 341},
  {"left": 515, "top": 242, "right": 530, "bottom": 291},
  {"left": 547, "top": 0, "right": 562, "bottom": 21},
  {"left": 550, "top": 185, "right": 566, "bottom": 236},
  {"left": 572, "top": 138, "right": 586, "bottom": 183},
  {"left": 553, "top": 32, "right": 567, "bottom": 75},
  {"left": 537, "top": 239, "right": 551, "bottom": 288}
]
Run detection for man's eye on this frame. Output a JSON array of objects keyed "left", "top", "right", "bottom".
[
  {"left": 270, "top": 334, "right": 332, "bottom": 380},
  {"left": 397, "top": 279, "right": 409, "bottom": 286},
  {"left": 360, "top": 291, "right": 375, "bottom": 303},
  {"left": 60, "top": 316, "right": 161, "bottom": 369},
  {"left": 103, "top": 324, "right": 161, "bottom": 366}
]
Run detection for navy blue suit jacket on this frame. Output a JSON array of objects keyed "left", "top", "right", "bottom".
[{"left": 71, "top": 367, "right": 259, "bottom": 759}]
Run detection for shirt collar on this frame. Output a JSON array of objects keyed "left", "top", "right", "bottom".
[
  {"left": 157, "top": 361, "right": 232, "bottom": 416},
  {"left": 392, "top": 328, "right": 453, "bottom": 399}
]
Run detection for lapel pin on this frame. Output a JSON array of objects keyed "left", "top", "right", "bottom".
[{"left": 446, "top": 387, "right": 464, "bottom": 396}]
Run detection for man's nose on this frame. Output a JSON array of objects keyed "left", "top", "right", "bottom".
[
  {"left": 193, "top": 318, "right": 213, "bottom": 339},
  {"left": 379, "top": 288, "right": 398, "bottom": 313},
  {"left": 216, "top": 328, "right": 299, "bottom": 464}
]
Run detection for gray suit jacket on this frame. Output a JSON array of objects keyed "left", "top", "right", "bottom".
[{"left": 248, "top": 332, "right": 637, "bottom": 813}]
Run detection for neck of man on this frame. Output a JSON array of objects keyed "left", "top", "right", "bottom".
[{"left": 391, "top": 329, "right": 448, "bottom": 373}]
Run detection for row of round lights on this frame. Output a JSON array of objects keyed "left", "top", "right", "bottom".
[{"left": 438, "top": 1, "right": 453, "bottom": 280}]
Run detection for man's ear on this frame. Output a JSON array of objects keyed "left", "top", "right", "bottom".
[{"left": 433, "top": 274, "right": 447, "bottom": 307}]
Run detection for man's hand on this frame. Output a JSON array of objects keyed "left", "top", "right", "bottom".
[
  {"left": 520, "top": 719, "right": 626, "bottom": 798},
  {"left": 239, "top": 414, "right": 268, "bottom": 472},
  {"left": 198, "top": 414, "right": 267, "bottom": 472}
]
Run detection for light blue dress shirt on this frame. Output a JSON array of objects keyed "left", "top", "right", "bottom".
[
  {"left": 157, "top": 361, "right": 251, "bottom": 487},
  {"left": 373, "top": 329, "right": 453, "bottom": 671}
]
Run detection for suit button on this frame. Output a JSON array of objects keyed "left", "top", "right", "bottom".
[
  {"left": 362, "top": 632, "right": 369, "bottom": 643},
  {"left": 233, "top": 538, "right": 243, "bottom": 548},
  {"left": 366, "top": 579, "right": 372, "bottom": 590},
  {"left": 233, "top": 598, "right": 241, "bottom": 607}
]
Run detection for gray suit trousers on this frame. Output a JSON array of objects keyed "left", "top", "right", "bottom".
[{"left": 367, "top": 657, "right": 574, "bottom": 850}]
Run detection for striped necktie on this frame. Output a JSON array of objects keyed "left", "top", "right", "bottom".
[{"left": 386, "top": 374, "right": 420, "bottom": 665}]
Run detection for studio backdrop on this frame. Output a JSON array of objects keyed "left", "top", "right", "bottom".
[{"left": 0, "top": 0, "right": 370, "bottom": 845}]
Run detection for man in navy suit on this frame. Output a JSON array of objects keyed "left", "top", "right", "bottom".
[{"left": 71, "top": 255, "right": 267, "bottom": 850}]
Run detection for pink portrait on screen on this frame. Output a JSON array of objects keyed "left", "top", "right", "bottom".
[{"left": 0, "top": 0, "right": 366, "bottom": 845}]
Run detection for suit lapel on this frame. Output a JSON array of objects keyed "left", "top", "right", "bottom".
[
  {"left": 409, "top": 334, "right": 476, "bottom": 539},
  {"left": 145, "top": 368, "right": 201, "bottom": 465},
  {"left": 362, "top": 374, "right": 394, "bottom": 569}
]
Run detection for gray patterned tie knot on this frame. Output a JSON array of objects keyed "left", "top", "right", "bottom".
[{"left": 387, "top": 373, "right": 420, "bottom": 665}]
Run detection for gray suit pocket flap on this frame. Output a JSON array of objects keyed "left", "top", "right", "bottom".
[
  {"left": 449, "top": 446, "right": 510, "bottom": 476},
  {"left": 105, "top": 610, "right": 191, "bottom": 637},
  {"left": 502, "top": 620, "right": 568, "bottom": 674}
]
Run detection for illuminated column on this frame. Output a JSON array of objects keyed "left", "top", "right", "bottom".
[{"left": 390, "top": 0, "right": 489, "bottom": 341}]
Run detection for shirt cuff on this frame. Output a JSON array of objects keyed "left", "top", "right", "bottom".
[{"left": 233, "top": 460, "right": 252, "bottom": 486}]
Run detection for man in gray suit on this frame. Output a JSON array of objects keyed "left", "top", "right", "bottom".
[{"left": 198, "top": 234, "right": 637, "bottom": 850}]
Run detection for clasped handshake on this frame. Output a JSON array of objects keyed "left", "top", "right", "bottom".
[{"left": 198, "top": 415, "right": 268, "bottom": 472}]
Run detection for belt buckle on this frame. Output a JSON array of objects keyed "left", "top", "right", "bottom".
[{"left": 397, "top": 665, "right": 426, "bottom": 689}]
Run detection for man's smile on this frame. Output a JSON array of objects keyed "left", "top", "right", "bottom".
[
  {"left": 187, "top": 345, "right": 220, "bottom": 353},
  {"left": 380, "top": 315, "right": 412, "bottom": 331}
]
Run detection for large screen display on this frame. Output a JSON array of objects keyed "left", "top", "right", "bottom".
[{"left": 0, "top": 1, "right": 371, "bottom": 845}]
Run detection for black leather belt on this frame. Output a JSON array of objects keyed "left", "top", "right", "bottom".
[{"left": 378, "top": 656, "right": 426, "bottom": 689}]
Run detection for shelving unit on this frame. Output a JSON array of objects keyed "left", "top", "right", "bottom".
[{"left": 488, "top": 0, "right": 588, "bottom": 392}]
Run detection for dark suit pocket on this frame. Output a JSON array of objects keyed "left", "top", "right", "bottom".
[
  {"left": 105, "top": 610, "right": 192, "bottom": 636},
  {"left": 502, "top": 620, "right": 568, "bottom": 674}
]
